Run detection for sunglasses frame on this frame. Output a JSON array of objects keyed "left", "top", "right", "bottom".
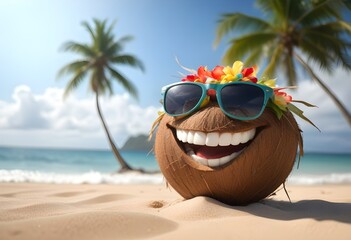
[{"left": 162, "top": 81, "right": 274, "bottom": 120}]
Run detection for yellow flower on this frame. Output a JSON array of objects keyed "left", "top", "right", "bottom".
[
  {"left": 221, "top": 61, "right": 243, "bottom": 82},
  {"left": 259, "top": 78, "right": 276, "bottom": 88}
]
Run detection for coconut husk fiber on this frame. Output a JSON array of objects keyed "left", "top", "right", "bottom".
[{"left": 154, "top": 103, "right": 302, "bottom": 205}]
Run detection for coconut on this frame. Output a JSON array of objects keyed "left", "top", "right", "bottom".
[{"left": 155, "top": 104, "right": 302, "bottom": 205}]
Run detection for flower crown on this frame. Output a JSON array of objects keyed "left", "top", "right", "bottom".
[
  {"left": 150, "top": 61, "right": 318, "bottom": 139},
  {"left": 179, "top": 61, "right": 318, "bottom": 129}
]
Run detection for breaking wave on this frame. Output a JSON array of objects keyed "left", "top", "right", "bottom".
[{"left": 0, "top": 169, "right": 163, "bottom": 185}]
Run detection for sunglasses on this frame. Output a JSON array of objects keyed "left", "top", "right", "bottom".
[{"left": 162, "top": 81, "right": 274, "bottom": 120}]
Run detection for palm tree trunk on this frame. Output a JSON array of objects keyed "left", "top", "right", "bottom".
[
  {"left": 294, "top": 53, "right": 351, "bottom": 127},
  {"left": 95, "top": 93, "right": 133, "bottom": 171}
]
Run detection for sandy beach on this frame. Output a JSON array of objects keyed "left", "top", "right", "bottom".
[{"left": 0, "top": 183, "right": 350, "bottom": 240}]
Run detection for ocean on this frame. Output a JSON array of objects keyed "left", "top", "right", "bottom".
[{"left": 0, "top": 146, "right": 350, "bottom": 185}]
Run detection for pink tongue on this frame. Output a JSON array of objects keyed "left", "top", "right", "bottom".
[{"left": 190, "top": 143, "right": 248, "bottom": 159}]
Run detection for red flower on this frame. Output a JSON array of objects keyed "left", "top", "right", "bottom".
[
  {"left": 181, "top": 66, "right": 220, "bottom": 83},
  {"left": 242, "top": 67, "right": 254, "bottom": 76},
  {"left": 182, "top": 74, "right": 198, "bottom": 82},
  {"left": 211, "top": 66, "right": 225, "bottom": 80},
  {"left": 241, "top": 67, "right": 258, "bottom": 83},
  {"left": 197, "top": 66, "right": 212, "bottom": 82}
]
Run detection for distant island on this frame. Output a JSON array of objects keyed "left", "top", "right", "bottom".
[{"left": 121, "top": 134, "right": 155, "bottom": 151}]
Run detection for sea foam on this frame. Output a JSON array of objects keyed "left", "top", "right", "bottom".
[
  {"left": 0, "top": 169, "right": 163, "bottom": 184},
  {"left": 288, "top": 173, "right": 351, "bottom": 185},
  {"left": 1, "top": 169, "right": 351, "bottom": 185}
]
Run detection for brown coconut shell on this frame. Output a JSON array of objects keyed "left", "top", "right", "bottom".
[{"left": 155, "top": 104, "right": 302, "bottom": 205}]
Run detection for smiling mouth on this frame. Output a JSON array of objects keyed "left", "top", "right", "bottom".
[{"left": 175, "top": 128, "right": 256, "bottom": 168}]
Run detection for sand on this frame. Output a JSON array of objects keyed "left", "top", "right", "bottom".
[{"left": 0, "top": 183, "right": 350, "bottom": 240}]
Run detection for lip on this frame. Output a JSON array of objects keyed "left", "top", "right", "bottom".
[{"left": 171, "top": 127, "right": 257, "bottom": 168}]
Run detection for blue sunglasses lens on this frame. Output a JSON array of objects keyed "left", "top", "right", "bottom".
[
  {"left": 164, "top": 84, "right": 203, "bottom": 115},
  {"left": 220, "top": 84, "right": 265, "bottom": 119}
]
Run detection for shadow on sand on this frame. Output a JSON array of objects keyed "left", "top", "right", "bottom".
[{"left": 236, "top": 199, "right": 351, "bottom": 223}]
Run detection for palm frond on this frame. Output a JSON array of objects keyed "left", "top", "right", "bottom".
[
  {"left": 103, "top": 75, "right": 114, "bottom": 96},
  {"left": 256, "top": 0, "right": 287, "bottom": 20},
  {"left": 214, "top": 13, "right": 272, "bottom": 47},
  {"left": 302, "top": 20, "right": 351, "bottom": 35},
  {"left": 118, "top": 35, "right": 134, "bottom": 44},
  {"left": 285, "top": 0, "right": 310, "bottom": 22},
  {"left": 92, "top": 19, "right": 107, "bottom": 52},
  {"left": 262, "top": 44, "right": 284, "bottom": 78},
  {"left": 61, "top": 41, "right": 96, "bottom": 57},
  {"left": 105, "top": 19, "right": 117, "bottom": 39},
  {"left": 81, "top": 21, "right": 96, "bottom": 43},
  {"left": 110, "top": 54, "right": 145, "bottom": 72},
  {"left": 283, "top": 53, "right": 297, "bottom": 86},
  {"left": 107, "top": 66, "right": 138, "bottom": 100},
  {"left": 57, "top": 60, "right": 90, "bottom": 79},
  {"left": 106, "top": 35, "right": 134, "bottom": 55},
  {"left": 96, "top": 68, "right": 109, "bottom": 95},
  {"left": 63, "top": 69, "right": 89, "bottom": 98},
  {"left": 299, "top": 38, "right": 335, "bottom": 73},
  {"left": 244, "top": 48, "right": 264, "bottom": 67},
  {"left": 338, "top": 20, "right": 351, "bottom": 33},
  {"left": 301, "top": 27, "right": 351, "bottom": 70},
  {"left": 295, "top": 0, "right": 347, "bottom": 27},
  {"left": 222, "top": 32, "right": 278, "bottom": 65}
]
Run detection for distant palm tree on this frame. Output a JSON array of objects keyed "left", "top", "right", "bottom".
[
  {"left": 215, "top": 0, "right": 351, "bottom": 126},
  {"left": 58, "top": 19, "right": 144, "bottom": 172}
]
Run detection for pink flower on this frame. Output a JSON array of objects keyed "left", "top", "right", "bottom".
[{"left": 273, "top": 88, "right": 292, "bottom": 109}]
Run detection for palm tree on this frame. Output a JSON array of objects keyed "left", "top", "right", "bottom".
[
  {"left": 215, "top": 0, "right": 351, "bottom": 126},
  {"left": 58, "top": 19, "right": 144, "bottom": 172}
]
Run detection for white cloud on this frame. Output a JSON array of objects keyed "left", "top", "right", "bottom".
[
  {"left": 285, "top": 67, "right": 350, "bottom": 127},
  {"left": 0, "top": 85, "right": 159, "bottom": 149},
  {"left": 2, "top": 85, "right": 50, "bottom": 129},
  {"left": 284, "top": 67, "right": 351, "bottom": 152}
]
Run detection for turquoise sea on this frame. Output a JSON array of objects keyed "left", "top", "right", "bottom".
[{"left": 0, "top": 146, "right": 350, "bottom": 185}]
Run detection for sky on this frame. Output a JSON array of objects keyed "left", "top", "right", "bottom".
[{"left": 0, "top": 0, "right": 350, "bottom": 153}]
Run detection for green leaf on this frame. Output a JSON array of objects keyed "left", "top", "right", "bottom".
[
  {"left": 282, "top": 53, "right": 297, "bottom": 86},
  {"left": 57, "top": 60, "right": 90, "bottom": 79},
  {"left": 244, "top": 48, "right": 263, "bottom": 67},
  {"left": 107, "top": 66, "right": 138, "bottom": 100},
  {"left": 262, "top": 43, "right": 283, "bottom": 78},
  {"left": 63, "top": 69, "right": 89, "bottom": 98},
  {"left": 222, "top": 32, "right": 278, "bottom": 65},
  {"left": 287, "top": 103, "right": 320, "bottom": 131},
  {"left": 214, "top": 13, "right": 272, "bottom": 47},
  {"left": 296, "top": 0, "right": 346, "bottom": 27},
  {"left": 267, "top": 100, "right": 285, "bottom": 119},
  {"left": 110, "top": 55, "right": 145, "bottom": 72},
  {"left": 61, "top": 41, "right": 96, "bottom": 58},
  {"left": 292, "top": 100, "right": 318, "bottom": 108}
]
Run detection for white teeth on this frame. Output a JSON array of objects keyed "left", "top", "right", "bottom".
[
  {"left": 191, "top": 154, "right": 208, "bottom": 166},
  {"left": 178, "top": 128, "right": 256, "bottom": 167},
  {"left": 177, "top": 128, "right": 256, "bottom": 147},
  {"left": 208, "top": 158, "right": 219, "bottom": 167},
  {"left": 231, "top": 132, "right": 241, "bottom": 145},
  {"left": 189, "top": 150, "right": 244, "bottom": 167},
  {"left": 219, "top": 132, "right": 232, "bottom": 146},
  {"left": 206, "top": 132, "right": 219, "bottom": 147},
  {"left": 187, "top": 131, "right": 195, "bottom": 144},
  {"left": 181, "top": 130, "right": 187, "bottom": 142},
  {"left": 193, "top": 131, "right": 206, "bottom": 145}
]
